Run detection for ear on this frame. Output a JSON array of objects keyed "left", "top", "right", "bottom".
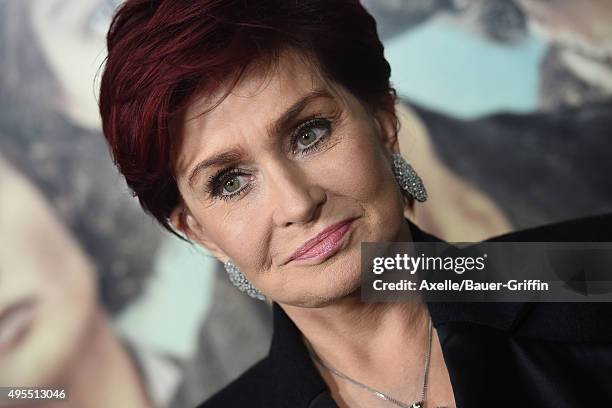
[
  {"left": 169, "top": 204, "right": 229, "bottom": 262},
  {"left": 372, "top": 107, "right": 418, "bottom": 218},
  {"left": 373, "top": 107, "right": 400, "bottom": 155}
]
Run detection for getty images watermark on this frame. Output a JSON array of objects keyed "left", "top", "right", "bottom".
[{"left": 360, "top": 242, "right": 612, "bottom": 302}]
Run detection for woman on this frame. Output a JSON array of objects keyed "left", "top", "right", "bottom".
[{"left": 99, "top": 1, "right": 612, "bottom": 407}]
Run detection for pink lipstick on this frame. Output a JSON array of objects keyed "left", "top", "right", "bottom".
[{"left": 289, "top": 218, "right": 355, "bottom": 263}]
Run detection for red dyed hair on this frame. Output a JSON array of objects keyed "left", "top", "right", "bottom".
[{"left": 99, "top": 0, "right": 396, "bottom": 234}]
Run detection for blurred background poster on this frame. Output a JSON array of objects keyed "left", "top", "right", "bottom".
[{"left": 0, "top": 1, "right": 610, "bottom": 407}]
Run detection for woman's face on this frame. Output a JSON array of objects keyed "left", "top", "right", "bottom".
[
  {"left": 174, "top": 52, "right": 412, "bottom": 307},
  {"left": 0, "top": 156, "right": 98, "bottom": 386}
]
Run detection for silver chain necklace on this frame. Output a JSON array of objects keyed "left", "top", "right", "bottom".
[{"left": 308, "top": 318, "right": 435, "bottom": 408}]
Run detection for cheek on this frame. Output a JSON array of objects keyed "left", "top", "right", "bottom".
[
  {"left": 317, "top": 123, "right": 405, "bottom": 244},
  {"left": 227, "top": 225, "right": 268, "bottom": 266},
  {"left": 186, "top": 121, "right": 398, "bottom": 274},
  {"left": 197, "top": 202, "right": 271, "bottom": 270},
  {"left": 322, "top": 125, "right": 395, "bottom": 202}
]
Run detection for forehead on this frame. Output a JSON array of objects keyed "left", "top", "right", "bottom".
[{"left": 174, "top": 51, "right": 336, "bottom": 175}]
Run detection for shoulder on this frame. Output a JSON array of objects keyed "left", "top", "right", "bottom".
[
  {"left": 429, "top": 214, "right": 612, "bottom": 342},
  {"left": 513, "top": 302, "right": 612, "bottom": 342},
  {"left": 196, "top": 358, "right": 270, "bottom": 408},
  {"left": 487, "top": 212, "right": 612, "bottom": 242},
  {"left": 494, "top": 213, "right": 612, "bottom": 342}
]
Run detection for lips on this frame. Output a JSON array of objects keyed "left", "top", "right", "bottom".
[
  {"left": 288, "top": 218, "right": 356, "bottom": 263},
  {"left": 0, "top": 298, "right": 37, "bottom": 355}
]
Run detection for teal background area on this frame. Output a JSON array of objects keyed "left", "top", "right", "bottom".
[
  {"left": 115, "top": 237, "right": 215, "bottom": 357},
  {"left": 385, "top": 18, "right": 547, "bottom": 118}
]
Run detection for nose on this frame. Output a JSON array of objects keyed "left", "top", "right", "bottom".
[{"left": 267, "top": 161, "right": 326, "bottom": 228}]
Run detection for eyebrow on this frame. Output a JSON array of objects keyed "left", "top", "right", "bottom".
[{"left": 186, "top": 89, "right": 333, "bottom": 187}]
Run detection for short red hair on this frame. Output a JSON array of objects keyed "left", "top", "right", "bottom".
[{"left": 99, "top": 0, "right": 396, "bottom": 233}]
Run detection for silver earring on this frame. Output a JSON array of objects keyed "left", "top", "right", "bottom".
[
  {"left": 392, "top": 153, "right": 428, "bottom": 202},
  {"left": 223, "top": 259, "right": 266, "bottom": 301}
]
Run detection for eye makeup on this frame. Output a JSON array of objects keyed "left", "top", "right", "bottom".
[{"left": 205, "top": 115, "right": 335, "bottom": 201}]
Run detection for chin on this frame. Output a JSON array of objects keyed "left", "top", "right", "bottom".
[{"left": 276, "top": 253, "right": 363, "bottom": 308}]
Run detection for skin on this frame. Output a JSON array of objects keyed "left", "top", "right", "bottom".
[
  {"left": 0, "top": 152, "right": 95, "bottom": 388},
  {"left": 172, "top": 50, "right": 456, "bottom": 407},
  {"left": 173, "top": 51, "right": 408, "bottom": 307},
  {"left": 0, "top": 155, "right": 150, "bottom": 408}
]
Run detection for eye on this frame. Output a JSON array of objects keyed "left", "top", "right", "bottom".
[
  {"left": 207, "top": 117, "right": 332, "bottom": 202},
  {"left": 292, "top": 118, "right": 332, "bottom": 155},
  {"left": 209, "top": 169, "right": 253, "bottom": 201}
]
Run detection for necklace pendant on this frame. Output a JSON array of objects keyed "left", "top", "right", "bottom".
[{"left": 411, "top": 402, "right": 423, "bottom": 408}]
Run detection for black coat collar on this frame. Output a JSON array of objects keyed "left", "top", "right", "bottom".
[
  {"left": 267, "top": 218, "right": 530, "bottom": 407},
  {"left": 266, "top": 213, "right": 612, "bottom": 407},
  {"left": 201, "top": 213, "right": 612, "bottom": 408},
  {"left": 408, "top": 218, "right": 530, "bottom": 335}
]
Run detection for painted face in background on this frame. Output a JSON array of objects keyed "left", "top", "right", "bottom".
[
  {"left": 0, "top": 1, "right": 116, "bottom": 386},
  {"left": 517, "top": 0, "right": 612, "bottom": 54},
  {"left": 174, "top": 51, "right": 412, "bottom": 308},
  {"left": 0, "top": 155, "right": 98, "bottom": 387},
  {"left": 30, "top": 0, "right": 123, "bottom": 130}
]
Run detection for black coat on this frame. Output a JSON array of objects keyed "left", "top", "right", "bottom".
[{"left": 198, "top": 213, "right": 612, "bottom": 407}]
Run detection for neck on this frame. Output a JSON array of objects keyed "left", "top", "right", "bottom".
[
  {"left": 279, "top": 215, "right": 451, "bottom": 407},
  {"left": 281, "top": 216, "right": 426, "bottom": 373},
  {"left": 282, "top": 297, "right": 431, "bottom": 406},
  {"left": 29, "top": 310, "right": 152, "bottom": 408}
]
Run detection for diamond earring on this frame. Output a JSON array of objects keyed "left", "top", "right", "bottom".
[
  {"left": 392, "top": 153, "right": 428, "bottom": 202},
  {"left": 223, "top": 259, "right": 266, "bottom": 301}
]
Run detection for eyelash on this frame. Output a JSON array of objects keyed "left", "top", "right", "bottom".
[{"left": 208, "top": 116, "right": 333, "bottom": 201}]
